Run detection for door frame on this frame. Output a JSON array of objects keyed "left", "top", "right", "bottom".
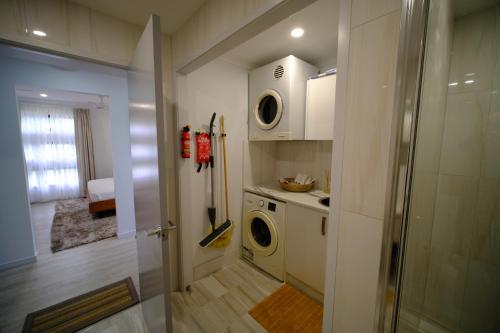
[
  {"left": 375, "top": 0, "right": 430, "bottom": 332},
  {"left": 1, "top": 39, "right": 184, "bottom": 292}
]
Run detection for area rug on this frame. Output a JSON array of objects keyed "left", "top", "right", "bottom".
[
  {"left": 249, "top": 284, "right": 323, "bottom": 333},
  {"left": 22, "top": 277, "right": 139, "bottom": 333},
  {"left": 51, "top": 198, "right": 117, "bottom": 252}
]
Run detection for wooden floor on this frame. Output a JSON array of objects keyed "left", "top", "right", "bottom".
[
  {"left": 0, "top": 202, "right": 282, "bottom": 333},
  {"left": 0, "top": 202, "right": 140, "bottom": 333},
  {"left": 84, "top": 260, "right": 282, "bottom": 333}
]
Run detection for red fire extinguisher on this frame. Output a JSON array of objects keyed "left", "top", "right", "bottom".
[{"left": 181, "top": 126, "right": 190, "bottom": 158}]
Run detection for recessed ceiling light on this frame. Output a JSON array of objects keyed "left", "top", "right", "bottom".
[
  {"left": 33, "top": 30, "right": 47, "bottom": 37},
  {"left": 291, "top": 28, "right": 304, "bottom": 38},
  {"left": 40, "top": 93, "right": 48, "bottom": 98},
  {"left": 448, "top": 82, "right": 458, "bottom": 86},
  {"left": 464, "top": 79, "right": 474, "bottom": 84}
]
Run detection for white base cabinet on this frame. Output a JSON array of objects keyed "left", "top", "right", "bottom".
[{"left": 285, "top": 204, "right": 328, "bottom": 293}]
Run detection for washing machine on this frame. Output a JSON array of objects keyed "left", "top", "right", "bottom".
[
  {"left": 249, "top": 55, "right": 318, "bottom": 141},
  {"left": 242, "top": 191, "right": 286, "bottom": 281}
]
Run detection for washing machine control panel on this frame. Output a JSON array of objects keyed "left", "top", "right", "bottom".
[{"left": 268, "top": 202, "right": 276, "bottom": 212}]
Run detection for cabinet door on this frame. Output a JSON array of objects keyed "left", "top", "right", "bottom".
[
  {"left": 305, "top": 74, "right": 336, "bottom": 140},
  {"left": 286, "top": 204, "right": 327, "bottom": 293}
]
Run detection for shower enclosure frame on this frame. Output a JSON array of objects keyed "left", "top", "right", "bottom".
[{"left": 376, "top": 0, "right": 431, "bottom": 332}]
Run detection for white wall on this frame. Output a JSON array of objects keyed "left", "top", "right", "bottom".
[
  {"left": 89, "top": 106, "right": 114, "bottom": 179},
  {"left": 177, "top": 59, "right": 248, "bottom": 283},
  {"left": 0, "top": 54, "right": 136, "bottom": 269}
]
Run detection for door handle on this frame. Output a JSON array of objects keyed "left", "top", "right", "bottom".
[
  {"left": 321, "top": 216, "right": 326, "bottom": 236},
  {"left": 146, "top": 221, "right": 177, "bottom": 239}
]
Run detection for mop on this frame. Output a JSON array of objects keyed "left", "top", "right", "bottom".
[
  {"left": 210, "top": 115, "right": 233, "bottom": 248},
  {"left": 199, "top": 113, "right": 232, "bottom": 248}
]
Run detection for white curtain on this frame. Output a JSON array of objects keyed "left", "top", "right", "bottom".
[{"left": 20, "top": 102, "right": 80, "bottom": 202}]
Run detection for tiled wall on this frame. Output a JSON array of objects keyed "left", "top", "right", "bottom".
[
  {"left": 0, "top": 0, "right": 142, "bottom": 66},
  {"left": 274, "top": 141, "right": 333, "bottom": 191},
  {"left": 243, "top": 141, "right": 333, "bottom": 192},
  {"left": 399, "top": 0, "right": 454, "bottom": 323},
  {"left": 402, "top": 4, "right": 500, "bottom": 332},
  {"left": 330, "top": 0, "right": 402, "bottom": 331}
]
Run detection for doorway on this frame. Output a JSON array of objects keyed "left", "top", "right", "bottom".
[{"left": 0, "top": 24, "right": 179, "bottom": 330}]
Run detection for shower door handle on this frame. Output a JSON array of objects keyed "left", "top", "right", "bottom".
[{"left": 321, "top": 216, "right": 326, "bottom": 236}]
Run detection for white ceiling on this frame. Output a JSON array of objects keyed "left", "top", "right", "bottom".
[
  {"left": 16, "top": 85, "right": 107, "bottom": 107},
  {"left": 222, "top": 0, "right": 339, "bottom": 70},
  {"left": 72, "top": 0, "right": 207, "bottom": 34}
]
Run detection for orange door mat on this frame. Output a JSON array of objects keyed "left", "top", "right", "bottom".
[{"left": 249, "top": 284, "right": 323, "bottom": 333}]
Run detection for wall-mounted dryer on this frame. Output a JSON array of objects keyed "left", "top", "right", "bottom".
[{"left": 248, "top": 55, "right": 318, "bottom": 141}]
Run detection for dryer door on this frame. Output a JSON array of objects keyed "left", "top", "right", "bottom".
[
  {"left": 253, "top": 89, "right": 283, "bottom": 130},
  {"left": 244, "top": 210, "right": 278, "bottom": 256}
]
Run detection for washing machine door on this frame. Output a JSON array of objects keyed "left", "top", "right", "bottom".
[
  {"left": 244, "top": 210, "right": 278, "bottom": 256},
  {"left": 253, "top": 89, "right": 283, "bottom": 130}
]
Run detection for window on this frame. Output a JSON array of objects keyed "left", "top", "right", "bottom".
[{"left": 20, "top": 102, "right": 80, "bottom": 202}]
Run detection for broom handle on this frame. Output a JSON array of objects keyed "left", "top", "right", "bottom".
[{"left": 220, "top": 115, "right": 229, "bottom": 220}]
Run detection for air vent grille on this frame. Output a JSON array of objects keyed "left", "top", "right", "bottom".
[{"left": 274, "top": 65, "right": 284, "bottom": 79}]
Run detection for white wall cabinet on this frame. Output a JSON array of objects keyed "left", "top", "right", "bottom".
[
  {"left": 305, "top": 74, "right": 336, "bottom": 140},
  {"left": 286, "top": 204, "right": 328, "bottom": 293}
]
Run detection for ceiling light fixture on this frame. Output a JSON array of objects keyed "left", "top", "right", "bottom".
[
  {"left": 40, "top": 93, "right": 48, "bottom": 98},
  {"left": 32, "top": 30, "right": 47, "bottom": 37},
  {"left": 291, "top": 28, "right": 304, "bottom": 38},
  {"left": 464, "top": 79, "right": 474, "bottom": 84},
  {"left": 448, "top": 82, "right": 458, "bottom": 86}
]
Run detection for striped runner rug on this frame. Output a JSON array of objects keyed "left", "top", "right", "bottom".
[{"left": 22, "top": 277, "right": 139, "bottom": 333}]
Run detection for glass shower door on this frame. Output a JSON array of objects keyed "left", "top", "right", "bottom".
[{"left": 395, "top": 0, "right": 500, "bottom": 332}]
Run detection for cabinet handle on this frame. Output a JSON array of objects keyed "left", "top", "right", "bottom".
[{"left": 321, "top": 216, "right": 326, "bottom": 235}]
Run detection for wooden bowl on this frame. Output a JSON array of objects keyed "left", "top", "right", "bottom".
[{"left": 279, "top": 178, "right": 315, "bottom": 192}]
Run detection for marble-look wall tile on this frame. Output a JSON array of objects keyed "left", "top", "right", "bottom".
[
  {"left": 332, "top": 211, "right": 383, "bottom": 333},
  {"left": 413, "top": 0, "right": 453, "bottom": 175},
  {"left": 482, "top": 131, "right": 500, "bottom": 179},
  {"left": 439, "top": 91, "right": 490, "bottom": 177},
  {"left": 67, "top": 2, "right": 93, "bottom": 54},
  {"left": 447, "top": 8, "right": 497, "bottom": 94},
  {"left": 487, "top": 91, "right": 500, "bottom": 134},
  {"left": 341, "top": 9, "right": 400, "bottom": 220},
  {"left": 0, "top": 0, "right": 25, "bottom": 35},
  {"left": 470, "top": 178, "right": 500, "bottom": 267},
  {"left": 400, "top": 0, "right": 454, "bottom": 317},
  {"left": 494, "top": 6, "right": 500, "bottom": 90},
  {"left": 274, "top": 141, "right": 332, "bottom": 190},
  {"left": 24, "top": 0, "right": 69, "bottom": 47},
  {"left": 431, "top": 175, "right": 478, "bottom": 257},
  {"left": 242, "top": 141, "right": 277, "bottom": 187},
  {"left": 423, "top": 251, "right": 468, "bottom": 331},
  {"left": 401, "top": 173, "right": 436, "bottom": 313},
  {"left": 91, "top": 11, "right": 141, "bottom": 64},
  {"left": 244, "top": 140, "right": 333, "bottom": 191},
  {"left": 0, "top": 0, "right": 142, "bottom": 67},
  {"left": 350, "top": 0, "right": 401, "bottom": 28},
  {"left": 460, "top": 260, "right": 500, "bottom": 333}
]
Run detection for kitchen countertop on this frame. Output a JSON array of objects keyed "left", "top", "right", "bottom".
[{"left": 244, "top": 183, "right": 330, "bottom": 214}]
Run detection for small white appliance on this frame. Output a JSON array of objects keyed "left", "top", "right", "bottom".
[
  {"left": 242, "top": 191, "right": 286, "bottom": 281},
  {"left": 248, "top": 55, "right": 318, "bottom": 141}
]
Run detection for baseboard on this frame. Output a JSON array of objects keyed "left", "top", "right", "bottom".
[
  {"left": 286, "top": 273, "right": 324, "bottom": 304},
  {"left": 193, "top": 249, "right": 240, "bottom": 281},
  {"left": 0, "top": 255, "right": 37, "bottom": 271},
  {"left": 117, "top": 229, "right": 136, "bottom": 239}
]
